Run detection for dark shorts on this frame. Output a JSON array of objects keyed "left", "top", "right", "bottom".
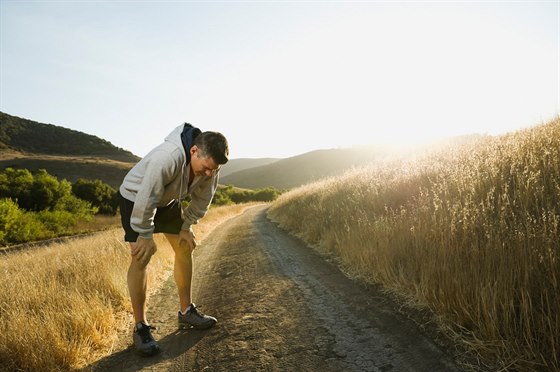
[{"left": 118, "top": 191, "right": 183, "bottom": 242}]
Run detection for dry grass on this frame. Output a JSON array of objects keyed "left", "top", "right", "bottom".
[
  {"left": 73, "top": 214, "right": 122, "bottom": 233},
  {"left": 0, "top": 202, "right": 259, "bottom": 372},
  {"left": 268, "top": 117, "right": 560, "bottom": 371}
]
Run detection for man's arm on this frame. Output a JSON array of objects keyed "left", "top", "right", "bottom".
[
  {"left": 130, "top": 236, "right": 157, "bottom": 267},
  {"left": 178, "top": 174, "right": 219, "bottom": 250},
  {"left": 181, "top": 174, "right": 219, "bottom": 231}
]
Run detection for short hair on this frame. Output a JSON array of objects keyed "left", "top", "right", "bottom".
[{"left": 194, "top": 131, "right": 229, "bottom": 165}]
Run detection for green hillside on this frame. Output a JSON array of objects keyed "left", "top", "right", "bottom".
[
  {"left": 0, "top": 112, "right": 139, "bottom": 188},
  {"left": 0, "top": 112, "right": 139, "bottom": 162}
]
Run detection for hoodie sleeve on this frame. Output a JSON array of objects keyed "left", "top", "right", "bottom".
[
  {"left": 181, "top": 173, "right": 219, "bottom": 231},
  {"left": 130, "top": 150, "right": 180, "bottom": 239}
]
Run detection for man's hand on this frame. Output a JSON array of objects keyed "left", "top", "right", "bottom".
[
  {"left": 130, "top": 236, "right": 157, "bottom": 267},
  {"left": 178, "top": 229, "right": 198, "bottom": 253}
]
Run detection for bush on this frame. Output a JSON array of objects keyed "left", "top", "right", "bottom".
[
  {"left": 0, "top": 168, "right": 73, "bottom": 211},
  {"left": 0, "top": 198, "right": 22, "bottom": 244},
  {"left": 0, "top": 168, "right": 33, "bottom": 208},
  {"left": 0, "top": 169, "right": 98, "bottom": 245},
  {"left": 30, "top": 169, "right": 65, "bottom": 211},
  {"left": 211, "top": 189, "right": 234, "bottom": 206},
  {"left": 72, "top": 179, "right": 118, "bottom": 215},
  {"left": 11, "top": 212, "right": 53, "bottom": 243},
  {"left": 213, "top": 185, "right": 282, "bottom": 205},
  {"left": 37, "top": 210, "right": 78, "bottom": 235},
  {"left": 253, "top": 187, "right": 281, "bottom": 202},
  {"left": 55, "top": 194, "right": 98, "bottom": 218},
  {"left": 0, "top": 198, "right": 52, "bottom": 245}
]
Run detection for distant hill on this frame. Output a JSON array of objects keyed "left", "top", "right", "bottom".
[
  {"left": 219, "top": 158, "right": 280, "bottom": 178},
  {"left": 0, "top": 112, "right": 140, "bottom": 188},
  {"left": 220, "top": 147, "right": 388, "bottom": 190},
  {"left": 0, "top": 112, "right": 140, "bottom": 162},
  {"left": 220, "top": 135, "right": 489, "bottom": 190}
]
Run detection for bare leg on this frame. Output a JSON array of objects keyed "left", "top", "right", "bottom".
[
  {"left": 127, "top": 244, "right": 150, "bottom": 324},
  {"left": 165, "top": 233, "right": 193, "bottom": 312}
]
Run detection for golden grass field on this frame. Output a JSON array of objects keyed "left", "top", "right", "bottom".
[
  {"left": 0, "top": 203, "right": 259, "bottom": 372},
  {"left": 268, "top": 117, "right": 560, "bottom": 371}
]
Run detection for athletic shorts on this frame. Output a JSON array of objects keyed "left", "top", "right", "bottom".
[{"left": 118, "top": 191, "right": 183, "bottom": 242}]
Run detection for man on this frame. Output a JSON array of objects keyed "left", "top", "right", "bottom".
[{"left": 118, "top": 123, "right": 229, "bottom": 356}]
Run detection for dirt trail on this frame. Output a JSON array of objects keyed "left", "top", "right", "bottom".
[{"left": 90, "top": 205, "right": 461, "bottom": 371}]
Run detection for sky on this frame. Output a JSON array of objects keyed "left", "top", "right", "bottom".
[{"left": 1, "top": 0, "right": 559, "bottom": 159}]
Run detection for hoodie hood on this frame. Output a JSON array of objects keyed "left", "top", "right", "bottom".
[
  {"left": 164, "top": 123, "right": 202, "bottom": 203},
  {"left": 180, "top": 123, "right": 202, "bottom": 164},
  {"left": 164, "top": 123, "right": 201, "bottom": 164}
]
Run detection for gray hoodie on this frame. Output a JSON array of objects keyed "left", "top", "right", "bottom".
[{"left": 119, "top": 125, "right": 218, "bottom": 239}]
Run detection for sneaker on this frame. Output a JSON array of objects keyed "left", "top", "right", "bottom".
[
  {"left": 133, "top": 322, "right": 160, "bottom": 356},
  {"left": 178, "top": 303, "right": 217, "bottom": 330}
]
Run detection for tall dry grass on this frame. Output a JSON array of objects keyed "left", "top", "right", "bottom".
[
  {"left": 0, "top": 203, "right": 258, "bottom": 372},
  {"left": 268, "top": 118, "right": 560, "bottom": 371}
]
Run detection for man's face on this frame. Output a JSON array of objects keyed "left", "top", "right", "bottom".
[{"left": 190, "top": 146, "right": 220, "bottom": 177}]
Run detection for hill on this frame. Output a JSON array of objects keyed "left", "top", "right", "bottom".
[
  {"left": 220, "top": 147, "right": 388, "bottom": 190},
  {"left": 219, "top": 158, "right": 280, "bottom": 178},
  {"left": 220, "top": 135, "right": 488, "bottom": 190},
  {"left": 0, "top": 112, "right": 140, "bottom": 162},
  {"left": 0, "top": 112, "right": 139, "bottom": 188}
]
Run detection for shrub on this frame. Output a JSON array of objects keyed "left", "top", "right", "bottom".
[
  {"left": 0, "top": 198, "right": 22, "bottom": 244},
  {"left": 213, "top": 185, "right": 282, "bottom": 205},
  {"left": 37, "top": 210, "right": 78, "bottom": 235},
  {"left": 72, "top": 178, "right": 118, "bottom": 215},
  {"left": 0, "top": 198, "right": 52, "bottom": 245},
  {"left": 0, "top": 168, "right": 33, "bottom": 208},
  {"left": 0, "top": 168, "right": 73, "bottom": 211},
  {"left": 29, "top": 169, "right": 68, "bottom": 211},
  {"left": 0, "top": 169, "right": 98, "bottom": 245}
]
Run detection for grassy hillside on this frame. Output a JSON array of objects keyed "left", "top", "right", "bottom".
[
  {"left": 0, "top": 112, "right": 140, "bottom": 162},
  {"left": 0, "top": 112, "right": 139, "bottom": 188},
  {"left": 268, "top": 117, "right": 560, "bottom": 371}
]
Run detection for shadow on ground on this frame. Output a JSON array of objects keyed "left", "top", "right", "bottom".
[{"left": 86, "top": 328, "right": 210, "bottom": 371}]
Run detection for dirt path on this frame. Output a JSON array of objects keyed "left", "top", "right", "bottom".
[{"left": 90, "top": 205, "right": 461, "bottom": 371}]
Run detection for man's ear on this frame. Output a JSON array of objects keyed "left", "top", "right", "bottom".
[{"left": 190, "top": 145, "right": 197, "bottom": 156}]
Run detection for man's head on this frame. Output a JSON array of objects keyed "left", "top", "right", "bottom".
[{"left": 189, "top": 131, "right": 229, "bottom": 177}]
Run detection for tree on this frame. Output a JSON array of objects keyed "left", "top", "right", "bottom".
[
  {"left": 72, "top": 178, "right": 118, "bottom": 215},
  {"left": 29, "top": 169, "right": 68, "bottom": 211},
  {"left": 0, "top": 168, "right": 33, "bottom": 208}
]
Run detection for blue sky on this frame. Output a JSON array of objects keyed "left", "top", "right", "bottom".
[{"left": 1, "top": 0, "right": 559, "bottom": 159}]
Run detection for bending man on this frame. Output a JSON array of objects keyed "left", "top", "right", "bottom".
[{"left": 118, "top": 123, "right": 229, "bottom": 356}]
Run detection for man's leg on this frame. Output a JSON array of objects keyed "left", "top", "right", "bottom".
[
  {"left": 127, "top": 240, "right": 160, "bottom": 356},
  {"left": 164, "top": 233, "right": 217, "bottom": 329},
  {"left": 127, "top": 242, "right": 151, "bottom": 324},
  {"left": 164, "top": 233, "right": 192, "bottom": 312},
  {"left": 119, "top": 193, "right": 159, "bottom": 356}
]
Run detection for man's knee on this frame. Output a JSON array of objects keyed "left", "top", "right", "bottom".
[
  {"left": 165, "top": 233, "right": 192, "bottom": 257},
  {"left": 129, "top": 256, "right": 152, "bottom": 270},
  {"left": 175, "top": 243, "right": 193, "bottom": 259}
]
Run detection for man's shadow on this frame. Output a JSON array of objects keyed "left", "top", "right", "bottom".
[{"left": 86, "top": 328, "right": 210, "bottom": 371}]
